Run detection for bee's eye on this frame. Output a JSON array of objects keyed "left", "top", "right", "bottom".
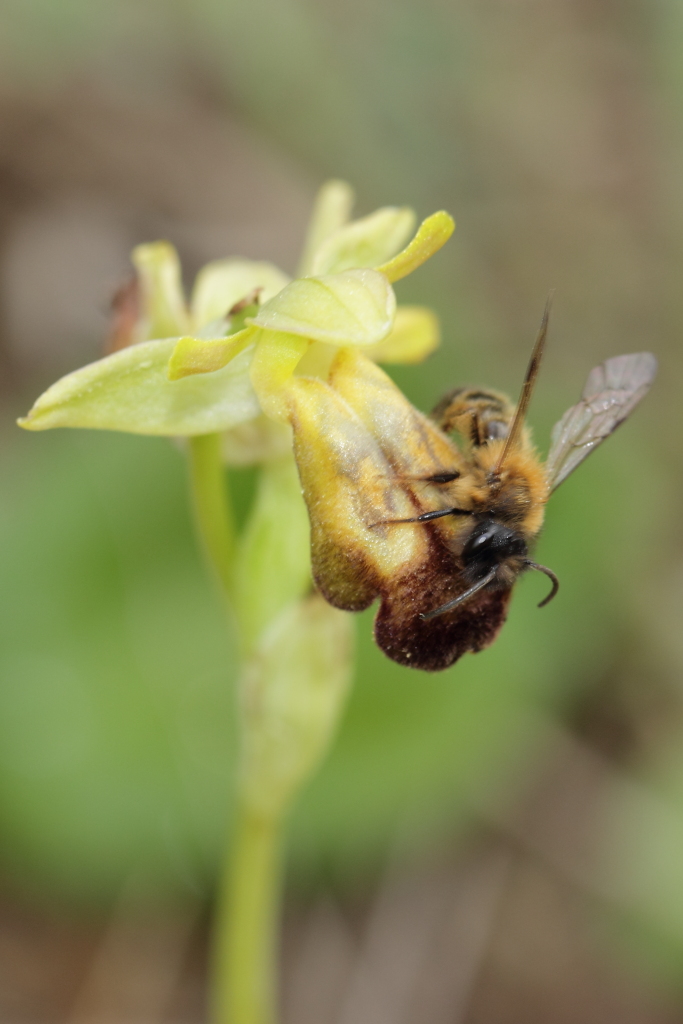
[
  {"left": 486, "top": 420, "right": 508, "bottom": 440},
  {"left": 464, "top": 524, "right": 497, "bottom": 555},
  {"left": 462, "top": 520, "right": 527, "bottom": 566}
]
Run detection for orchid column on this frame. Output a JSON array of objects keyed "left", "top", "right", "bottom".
[{"left": 20, "top": 181, "right": 454, "bottom": 1023}]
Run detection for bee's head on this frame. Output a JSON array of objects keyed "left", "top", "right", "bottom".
[
  {"left": 461, "top": 518, "right": 527, "bottom": 582},
  {"left": 420, "top": 516, "right": 559, "bottom": 622}
]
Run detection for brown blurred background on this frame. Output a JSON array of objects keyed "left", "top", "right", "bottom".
[{"left": 0, "top": 1, "right": 683, "bottom": 1021}]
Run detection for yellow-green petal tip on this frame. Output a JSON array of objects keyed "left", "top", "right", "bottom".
[
  {"left": 168, "top": 327, "right": 255, "bottom": 380},
  {"left": 376, "top": 210, "right": 455, "bottom": 283}
]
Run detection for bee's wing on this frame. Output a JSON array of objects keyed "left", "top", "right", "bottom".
[{"left": 545, "top": 352, "right": 657, "bottom": 491}]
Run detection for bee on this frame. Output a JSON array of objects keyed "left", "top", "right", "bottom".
[{"left": 376, "top": 299, "right": 657, "bottom": 669}]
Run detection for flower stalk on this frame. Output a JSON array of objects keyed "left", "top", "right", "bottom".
[
  {"left": 214, "top": 806, "right": 282, "bottom": 1024},
  {"left": 187, "top": 433, "right": 236, "bottom": 601}
]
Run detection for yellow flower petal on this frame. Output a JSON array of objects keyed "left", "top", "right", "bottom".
[
  {"left": 310, "top": 207, "right": 416, "bottom": 276},
  {"left": 297, "top": 179, "right": 355, "bottom": 276},
  {"left": 375, "top": 211, "right": 455, "bottom": 283},
  {"left": 190, "top": 259, "right": 290, "bottom": 330},
  {"left": 167, "top": 326, "right": 257, "bottom": 380},
  {"left": 364, "top": 305, "right": 440, "bottom": 364},
  {"left": 250, "top": 268, "right": 396, "bottom": 347},
  {"left": 132, "top": 241, "right": 190, "bottom": 340}
]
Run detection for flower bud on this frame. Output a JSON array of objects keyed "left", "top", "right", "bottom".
[{"left": 238, "top": 595, "right": 353, "bottom": 818}]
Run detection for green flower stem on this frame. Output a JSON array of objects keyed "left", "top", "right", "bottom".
[
  {"left": 187, "top": 433, "right": 288, "bottom": 1024},
  {"left": 187, "top": 433, "right": 235, "bottom": 600},
  {"left": 212, "top": 804, "right": 283, "bottom": 1024}
]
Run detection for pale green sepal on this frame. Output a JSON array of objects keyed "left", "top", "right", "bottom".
[
  {"left": 18, "top": 337, "right": 261, "bottom": 436},
  {"left": 310, "top": 206, "right": 416, "bottom": 276},
  {"left": 190, "top": 259, "right": 290, "bottom": 330},
  {"left": 297, "top": 179, "right": 355, "bottom": 276},
  {"left": 132, "top": 242, "right": 190, "bottom": 340},
  {"left": 238, "top": 593, "right": 354, "bottom": 818},
  {"left": 376, "top": 211, "right": 455, "bottom": 283},
  {"left": 249, "top": 268, "right": 396, "bottom": 347},
  {"left": 168, "top": 326, "right": 257, "bottom": 380}
]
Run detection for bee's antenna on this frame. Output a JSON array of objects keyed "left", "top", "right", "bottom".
[
  {"left": 525, "top": 560, "right": 559, "bottom": 607},
  {"left": 493, "top": 292, "right": 553, "bottom": 478},
  {"left": 420, "top": 568, "right": 498, "bottom": 620}
]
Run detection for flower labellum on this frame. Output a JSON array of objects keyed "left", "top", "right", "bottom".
[{"left": 287, "top": 349, "right": 512, "bottom": 671}]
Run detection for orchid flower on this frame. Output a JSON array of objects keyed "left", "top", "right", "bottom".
[
  {"left": 20, "top": 182, "right": 455, "bottom": 670},
  {"left": 20, "top": 182, "right": 449, "bottom": 439}
]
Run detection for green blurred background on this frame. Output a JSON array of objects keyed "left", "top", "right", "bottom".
[{"left": 0, "top": 1, "right": 682, "bottom": 1020}]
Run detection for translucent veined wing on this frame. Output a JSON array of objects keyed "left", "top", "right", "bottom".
[{"left": 545, "top": 352, "right": 657, "bottom": 491}]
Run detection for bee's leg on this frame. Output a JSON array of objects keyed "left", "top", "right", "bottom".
[
  {"left": 379, "top": 470, "right": 461, "bottom": 485},
  {"left": 371, "top": 507, "right": 472, "bottom": 527},
  {"left": 420, "top": 471, "right": 461, "bottom": 484},
  {"left": 414, "top": 507, "right": 472, "bottom": 522}
]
